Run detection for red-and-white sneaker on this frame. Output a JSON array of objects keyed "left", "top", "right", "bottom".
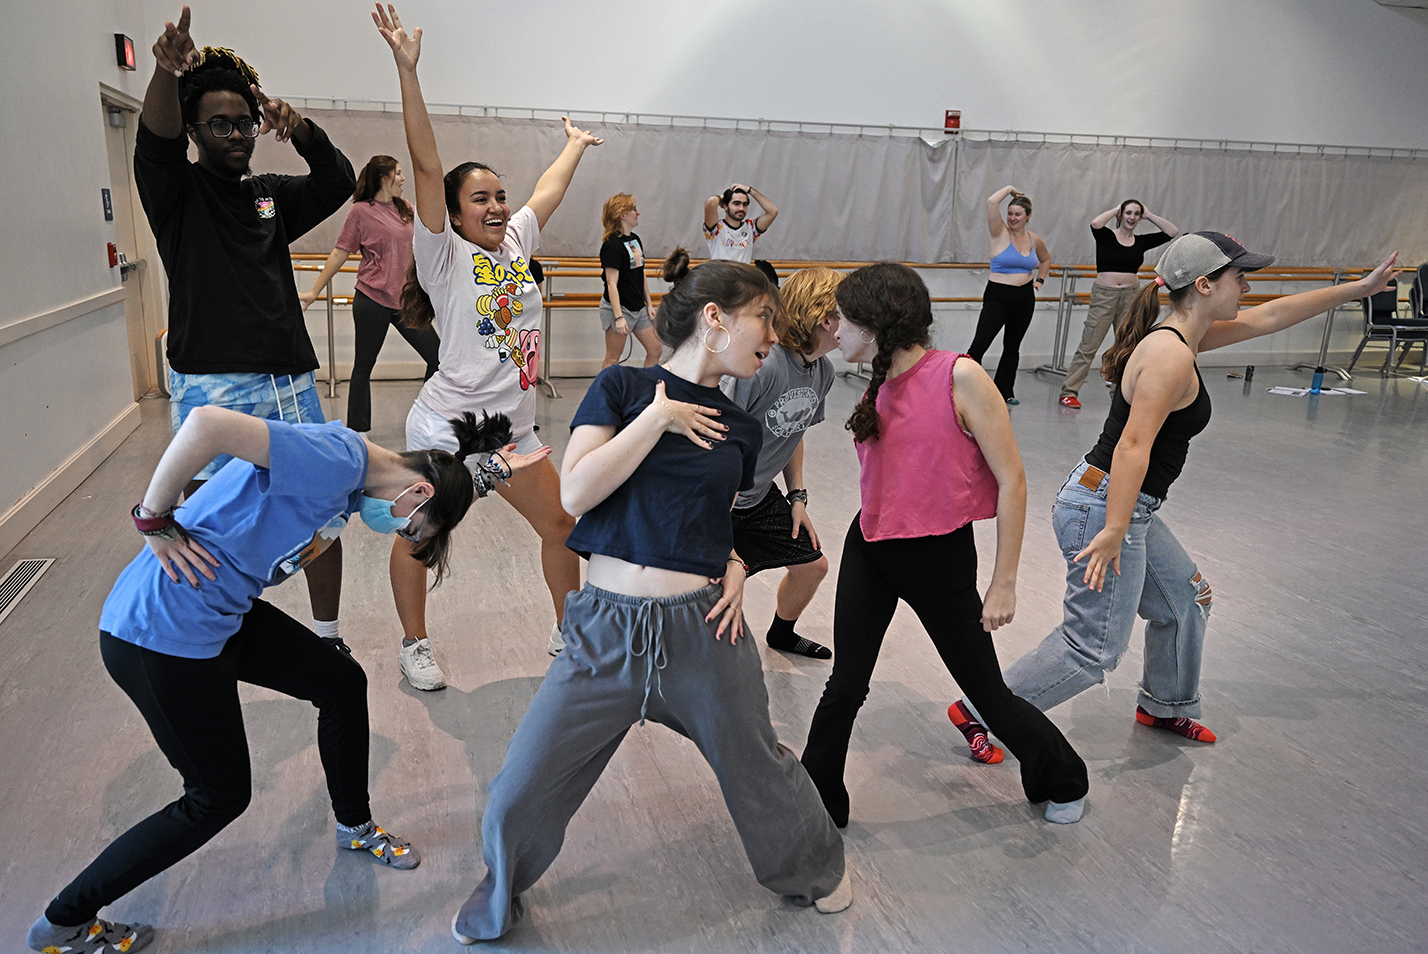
[
  {"left": 1135, "top": 705, "right": 1217, "bottom": 742},
  {"left": 1059, "top": 394, "right": 1082, "bottom": 409},
  {"left": 948, "top": 700, "right": 1004, "bottom": 764}
]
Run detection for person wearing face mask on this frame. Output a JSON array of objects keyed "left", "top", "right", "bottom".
[
  {"left": 24, "top": 405, "right": 549, "bottom": 954},
  {"left": 300, "top": 155, "right": 441, "bottom": 432},
  {"left": 967, "top": 186, "right": 1052, "bottom": 404},
  {"left": 137, "top": 8, "right": 357, "bottom": 660},
  {"left": 1058, "top": 200, "right": 1180, "bottom": 409},
  {"left": 451, "top": 248, "right": 849, "bottom": 942},
  {"left": 799, "top": 263, "right": 1088, "bottom": 830},
  {"left": 704, "top": 183, "right": 778, "bottom": 263},
  {"left": 375, "top": 4, "right": 598, "bottom": 687}
]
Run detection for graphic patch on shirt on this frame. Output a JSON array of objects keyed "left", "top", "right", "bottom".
[
  {"left": 271, "top": 514, "right": 347, "bottom": 584},
  {"left": 470, "top": 254, "right": 540, "bottom": 388},
  {"left": 255, "top": 197, "right": 275, "bottom": 219},
  {"left": 765, "top": 387, "right": 819, "bottom": 438},
  {"left": 623, "top": 238, "right": 644, "bottom": 268}
]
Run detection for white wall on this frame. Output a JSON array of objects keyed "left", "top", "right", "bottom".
[{"left": 153, "top": 0, "right": 1428, "bottom": 150}]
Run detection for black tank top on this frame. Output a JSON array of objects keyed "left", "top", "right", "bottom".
[{"left": 1084, "top": 327, "right": 1212, "bottom": 499}]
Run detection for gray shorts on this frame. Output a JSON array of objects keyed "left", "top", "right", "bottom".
[{"left": 599, "top": 300, "right": 652, "bottom": 333}]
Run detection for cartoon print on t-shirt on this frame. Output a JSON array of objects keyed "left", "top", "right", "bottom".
[
  {"left": 517, "top": 328, "right": 541, "bottom": 390},
  {"left": 469, "top": 253, "right": 539, "bottom": 386},
  {"left": 765, "top": 387, "right": 819, "bottom": 438}
]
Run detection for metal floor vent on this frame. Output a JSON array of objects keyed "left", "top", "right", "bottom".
[{"left": 0, "top": 559, "right": 54, "bottom": 628}]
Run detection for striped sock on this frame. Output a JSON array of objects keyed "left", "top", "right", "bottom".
[{"left": 1135, "top": 705, "right": 1217, "bottom": 742}]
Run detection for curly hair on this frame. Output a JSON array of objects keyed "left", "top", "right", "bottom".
[
  {"left": 178, "top": 46, "right": 261, "bottom": 126},
  {"left": 775, "top": 267, "right": 842, "bottom": 357},
  {"left": 837, "top": 263, "right": 934, "bottom": 443}
]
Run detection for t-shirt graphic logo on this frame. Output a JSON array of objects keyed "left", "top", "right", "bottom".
[
  {"left": 470, "top": 254, "right": 536, "bottom": 371},
  {"left": 623, "top": 238, "right": 644, "bottom": 268},
  {"left": 765, "top": 387, "right": 818, "bottom": 438},
  {"left": 255, "top": 197, "right": 275, "bottom": 219}
]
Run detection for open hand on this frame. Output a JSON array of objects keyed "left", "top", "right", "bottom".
[
  {"left": 650, "top": 379, "right": 726, "bottom": 449},
  {"left": 492, "top": 442, "right": 553, "bottom": 478},
  {"left": 154, "top": 6, "right": 196, "bottom": 76},
  {"left": 706, "top": 560, "right": 746, "bottom": 643},
  {"left": 790, "top": 500, "right": 820, "bottom": 549},
  {"left": 145, "top": 520, "right": 220, "bottom": 587},
  {"left": 1359, "top": 251, "right": 1400, "bottom": 298},
  {"left": 563, "top": 117, "right": 604, "bottom": 147},
  {"left": 1073, "top": 525, "right": 1123, "bottom": 592},
  {"left": 373, "top": 3, "right": 422, "bottom": 71}
]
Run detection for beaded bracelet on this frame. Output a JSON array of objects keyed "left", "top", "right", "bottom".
[
  {"left": 471, "top": 453, "right": 513, "bottom": 498},
  {"left": 786, "top": 488, "right": 809, "bottom": 506}
]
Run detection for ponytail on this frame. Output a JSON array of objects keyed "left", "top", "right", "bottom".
[
  {"left": 845, "top": 337, "right": 897, "bottom": 443},
  {"left": 1100, "top": 283, "right": 1164, "bottom": 384}
]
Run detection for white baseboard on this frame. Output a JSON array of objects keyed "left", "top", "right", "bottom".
[{"left": 0, "top": 402, "right": 142, "bottom": 558}]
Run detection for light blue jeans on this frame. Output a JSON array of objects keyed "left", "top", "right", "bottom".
[{"left": 1000, "top": 460, "right": 1212, "bottom": 719}]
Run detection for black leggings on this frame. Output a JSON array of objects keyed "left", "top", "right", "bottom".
[
  {"left": 801, "top": 518, "right": 1087, "bottom": 826},
  {"left": 47, "top": 601, "right": 371, "bottom": 925},
  {"left": 350, "top": 289, "right": 440, "bottom": 432},
  {"left": 967, "top": 280, "right": 1036, "bottom": 400}
]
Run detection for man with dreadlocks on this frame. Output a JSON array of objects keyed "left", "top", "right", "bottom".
[{"left": 135, "top": 7, "right": 357, "bottom": 651}]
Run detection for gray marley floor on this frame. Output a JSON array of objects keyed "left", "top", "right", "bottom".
[{"left": 1, "top": 362, "right": 1426, "bottom": 954}]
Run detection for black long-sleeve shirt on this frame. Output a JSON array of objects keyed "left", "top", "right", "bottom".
[{"left": 134, "top": 118, "right": 355, "bottom": 374}]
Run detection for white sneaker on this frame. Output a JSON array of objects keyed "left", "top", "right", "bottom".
[
  {"left": 815, "top": 864, "right": 853, "bottom": 913},
  {"left": 548, "top": 623, "right": 565, "bottom": 656},
  {"left": 399, "top": 638, "right": 447, "bottom": 690}
]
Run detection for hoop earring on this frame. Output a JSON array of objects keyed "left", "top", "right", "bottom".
[
  {"left": 703, "top": 323, "right": 731, "bottom": 354},
  {"left": 859, "top": 329, "right": 876, "bottom": 344}
]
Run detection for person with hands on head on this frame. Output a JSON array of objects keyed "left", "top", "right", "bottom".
[
  {"left": 24, "top": 403, "right": 547, "bottom": 954},
  {"left": 301, "top": 155, "right": 441, "bottom": 432},
  {"left": 374, "top": 3, "right": 600, "bottom": 686},
  {"left": 798, "top": 263, "right": 1089, "bottom": 829},
  {"left": 949, "top": 235, "right": 1399, "bottom": 762},
  {"left": 598, "top": 192, "right": 661, "bottom": 368},
  {"left": 721, "top": 266, "right": 845, "bottom": 660},
  {"left": 452, "top": 248, "right": 849, "bottom": 943},
  {"left": 1059, "top": 200, "right": 1180, "bottom": 409},
  {"left": 967, "top": 186, "right": 1052, "bottom": 404},
  {"left": 704, "top": 183, "right": 778, "bottom": 263},
  {"left": 137, "top": 7, "right": 358, "bottom": 655}
]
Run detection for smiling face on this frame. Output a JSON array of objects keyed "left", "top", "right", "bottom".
[
  {"left": 189, "top": 90, "right": 256, "bottom": 179},
  {"left": 383, "top": 164, "right": 406, "bottom": 200},
  {"left": 1004, "top": 203, "right": 1029, "bottom": 231},
  {"left": 1200, "top": 266, "right": 1250, "bottom": 317},
  {"left": 715, "top": 296, "right": 779, "bottom": 379},
  {"left": 1119, "top": 202, "right": 1144, "bottom": 229},
  {"left": 449, "top": 168, "right": 510, "bottom": 251},
  {"left": 834, "top": 306, "right": 878, "bottom": 364}
]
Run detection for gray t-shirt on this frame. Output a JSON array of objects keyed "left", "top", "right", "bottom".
[{"left": 721, "top": 345, "right": 835, "bottom": 509}]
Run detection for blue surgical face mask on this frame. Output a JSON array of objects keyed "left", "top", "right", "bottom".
[{"left": 357, "top": 485, "right": 426, "bottom": 538}]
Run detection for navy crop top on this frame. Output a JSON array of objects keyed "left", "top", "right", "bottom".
[
  {"left": 1092, "top": 226, "right": 1173, "bottom": 274},
  {"left": 564, "top": 365, "right": 762, "bottom": 577},
  {"left": 1083, "top": 327, "right": 1212, "bottom": 500},
  {"left": 989, "top": 240, "right": 1039, "bottom": 274}
]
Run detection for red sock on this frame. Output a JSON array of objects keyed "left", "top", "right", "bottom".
[
  {"left": 1135, "top": 705, "right": 1217, "bottom": 743},
  {"left": 948, "top": 700, "right": 1004, "bottom": 764}
]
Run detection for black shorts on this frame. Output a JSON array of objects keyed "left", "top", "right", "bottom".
[{"left": 730, "top": 487, "right": 823, "bottom": 576}]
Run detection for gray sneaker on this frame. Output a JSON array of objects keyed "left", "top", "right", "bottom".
[
  {"left": 399, "top": 638, "right": 447, "bottom": 690},
  {"left": 337, "top": 820, "right": 420, "bottom": 869}
]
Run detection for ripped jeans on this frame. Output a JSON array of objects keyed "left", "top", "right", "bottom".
[{"left": 1000, "top": 460, "right": 1211, "bottom": 719}]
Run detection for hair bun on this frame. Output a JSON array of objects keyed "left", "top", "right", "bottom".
[{"left": 662, "top": 246, "right": 691, "bottom": 285}]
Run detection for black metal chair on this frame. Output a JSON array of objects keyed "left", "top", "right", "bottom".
[{"left": 1347, "top": 275, "right": 1428, "bottom": 375}]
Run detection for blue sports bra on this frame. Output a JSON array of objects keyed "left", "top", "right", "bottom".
[{"left": 989, "top": 240, "right": 1039, "bottom": 274}]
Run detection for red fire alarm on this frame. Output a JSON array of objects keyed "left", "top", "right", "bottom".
[
  {"left": 944, "top": 110, "right": 961, "bottom": 135},
  {"left": 108, "top": 242, "right": 119, "bottom": 268},
  {"left": 115, "top": 34, "right": 136, "bottom": 71}
]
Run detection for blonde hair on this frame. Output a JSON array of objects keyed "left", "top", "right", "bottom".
[
  {"left": 775, "top": 267, "right": 843, "bottom": 356},
  {"left": 601, "top": 193, "right": 637, "bottom": 241}
]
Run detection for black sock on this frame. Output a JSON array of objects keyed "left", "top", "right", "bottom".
[{"left": 766, "top": 616, "right": 832, "bottom": 660}]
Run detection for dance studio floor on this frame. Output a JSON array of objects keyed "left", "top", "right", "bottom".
[{"left": 2, "top": 362, "right": 1425, "bottom": 954}]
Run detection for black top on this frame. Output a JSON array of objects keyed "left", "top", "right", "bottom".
[
  {"left": 564, "top": 365, "right": 762, "bottom": 577},
  {"left": 134, "top": 118, "right": 356, "bottom": 375},
  {"left": 1084, "top": 327, "right": 1212, "bottom": 500},
  {"left": 1092, "top": 225, "right": 1173, "bottom": 274},
  {"left": 599, "top": 231, "right": 648, "bottom": 313}
]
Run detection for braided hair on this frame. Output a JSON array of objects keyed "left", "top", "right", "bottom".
[
  {"left": 838, "top": 263, "right": 934, "bottom": 443},
  {"left": 178, "top": 46, "right": 261, "bottom": 127}
]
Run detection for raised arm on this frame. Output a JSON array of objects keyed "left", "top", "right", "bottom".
[
  {"left": 749, "top": 186, "right": 778, "bottom": 232},
  {"left": 1090, "top": 206, "right": 1120, "bottom": 230},
  {"left": 141, "top": 6, "right": 196, "bottom": 138},
  {"left": 527, "top": 118, "right": 604, "bottom": 230},
  {"left": 952, "top": 357, "right": 1026, "bottom": 630},
  {"left": 1200, "top": 253, "right": 1398, "bottom": 352},
  {"left": 560, "top": 380, "right": 726, "bottom": 516},
  {"left": 1141, "top": 207, "right": 1179, "bottom": 238},
  {"left": 300, "top": 246, "right": 354, "bottom": 310},
  {"left": 373, "top": 4, "right": 446, "bottom": 234},
  {"left": 704, "top": 194, "right": 722, "bottom": 230},
  {"left": 985, "top": 185, "right": 1017, "bottom": 238}
]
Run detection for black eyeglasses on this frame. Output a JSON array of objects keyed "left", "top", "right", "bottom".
[{"left": 193, "top": 117, "right": 260, "bottom": 139}]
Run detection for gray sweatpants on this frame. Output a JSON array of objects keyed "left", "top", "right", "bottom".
[{"left": 456, "top": 583, "right": 845, "bottom": 940}]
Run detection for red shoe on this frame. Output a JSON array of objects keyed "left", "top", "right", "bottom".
[
  {"left": 1135, "top": 705, "right": 1217, "bottom": 742},
  {"left": 948, "top": 701, "right": 1004, "bottom": 764},
  {"left": 1059, "top": 394, "right": 1082, "bottom": 409}
]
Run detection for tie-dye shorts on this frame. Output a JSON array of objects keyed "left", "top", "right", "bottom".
[{"left": 169, "top": 370, "right": 326, "bottom": 479}]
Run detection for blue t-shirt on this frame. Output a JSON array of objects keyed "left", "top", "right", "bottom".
[
  {"left": 100, "top": 420, "right": 367, "bottom": 659},
  {"left": 565, "top": 365, "right": 762, "bottom": 577}
]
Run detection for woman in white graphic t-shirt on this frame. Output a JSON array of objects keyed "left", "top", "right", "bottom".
[{"left": 376, "top": 4, "right": 602, "bottom": 688}]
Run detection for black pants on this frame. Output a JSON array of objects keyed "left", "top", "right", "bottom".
[
  {"left": 801, "top": 518, "right": 1088, "bottom": 826},
  {"left": 47, "top": 600, "right": 371, "bottom": 925},
  {"left": 967, "top": 280, "right": 1036, "bottom": 400},
  {"left": 350, "top": 289, "right": 440, "bottom": 432}
]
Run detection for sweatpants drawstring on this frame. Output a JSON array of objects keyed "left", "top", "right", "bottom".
[
  {"left": 629, "top": 598, "right": 667, "bottom": 725},
  {"left": 269, "top": 374, "right": 304, "bottom": 423}
]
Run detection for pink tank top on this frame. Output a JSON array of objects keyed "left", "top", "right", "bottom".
[{"left": 856, "top": 350, "right": 1000, "bottom": 541}]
